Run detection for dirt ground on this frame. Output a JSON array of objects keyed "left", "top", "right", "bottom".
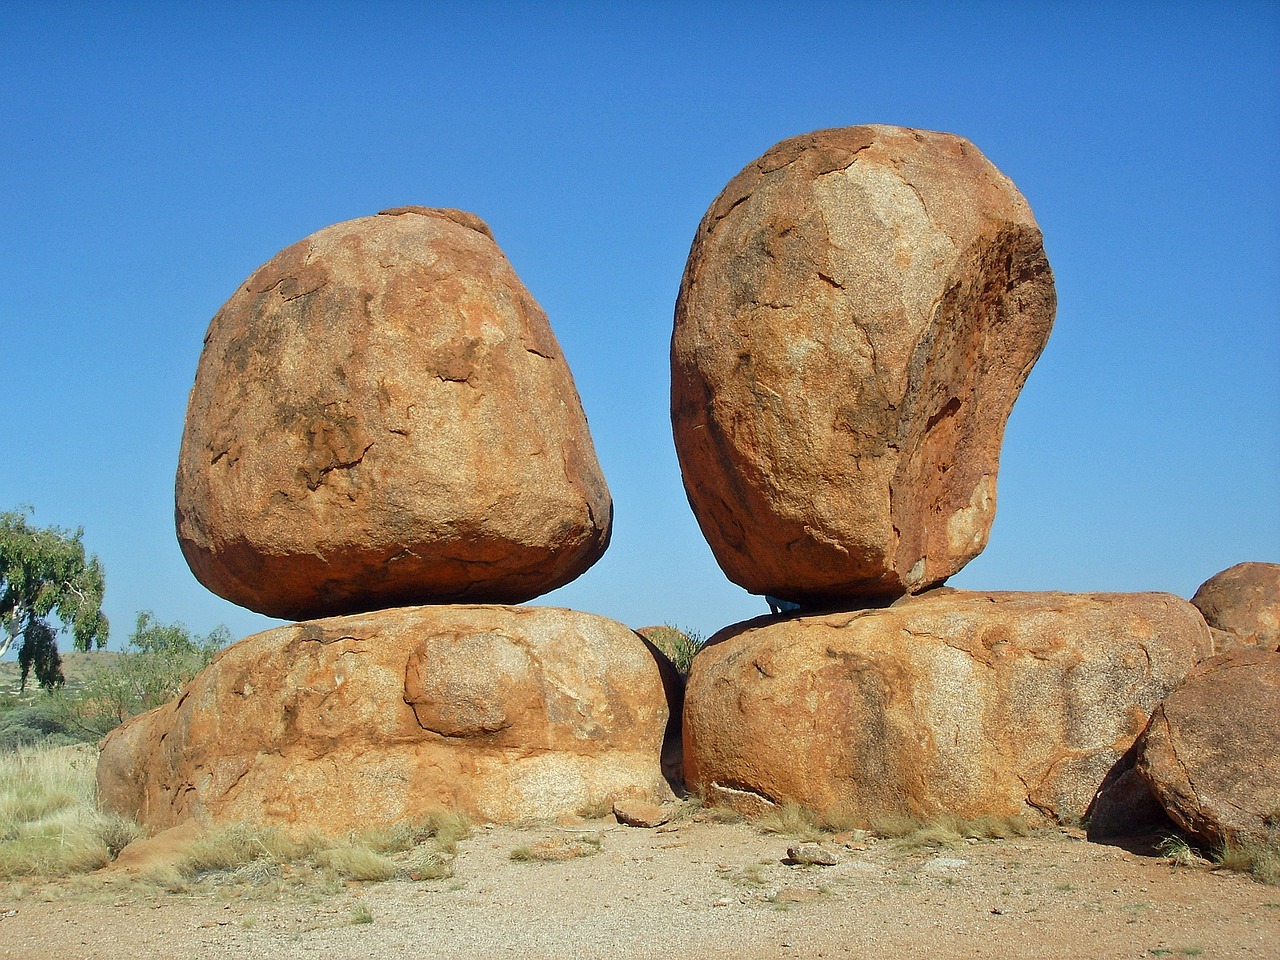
[{"left": 2, "top": 818, "right": 1277, "bottom": 960}]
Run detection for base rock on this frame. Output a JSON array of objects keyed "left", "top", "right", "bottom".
[
  {"left": 683, "top": 591, "right": 1210, "bottom": 827},
  {"left": 1136, "top": 647, "right": 1280, "bottom": 849},
  {"left": 98, "top": 605, "right": 673, "bottom": 833}
]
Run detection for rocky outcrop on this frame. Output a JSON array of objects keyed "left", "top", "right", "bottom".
[
  {"left": 1191, "top": 562, "right": 1280, "bottom": 651},
  {"left": 97, "top": 606, "right": 673, "bottom": 833},
  {"left": 683, "top": 591, "right": 1210, "bottom": 826},
  {"left": 176, "top": 207, "right": 611, "bottom": 620},
  {"left": 671, "top": 126, "right": 1055, "bottom": 605},
  {"left": 1136, "top": 647, "right": 1280, "bottom": 849}
]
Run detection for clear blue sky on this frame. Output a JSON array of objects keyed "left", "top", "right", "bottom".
[{"left": 2, "top": 1, "right": 1277, "bottom": 649}]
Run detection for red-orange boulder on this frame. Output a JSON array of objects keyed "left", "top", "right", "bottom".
[
  {"left": 683, "top": 591, "right": 1210, "bottom": 825},
  {"left": 97, "top": 605, "right": 673, "bottom": 833},
  {"left": 1137, "top": 648, "right": 1280, "bottom": 849},
  {"left": 176, "top": 207, "right": 611, "bottom": 620},
  {"left": 1191, "top": 562, "right": 1280, "bottom": 651},
  {"left": 671, "top": 126, "right": 1055, "bottom": 604}
]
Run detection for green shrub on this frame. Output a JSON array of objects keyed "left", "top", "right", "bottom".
[
  {"left": 59, "top": 612, "right": 230, "bottom": 738},
  {"left": 639, "top": 625, "right": 706, "bottom": 676},
  {"left": 0, "top": 699, "right": 85, "bottom": 750}
]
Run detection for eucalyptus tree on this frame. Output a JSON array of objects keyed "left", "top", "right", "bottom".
[{"left": 0, "top": 508, "right": 108, "bottom": 689}]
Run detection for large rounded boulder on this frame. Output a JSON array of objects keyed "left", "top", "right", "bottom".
[
  {"left": 97, "top": 605, "right": 673, "bottom": 832},
  {"left": 1191, "top": 561, "right": 1280, "bottom": 651},
  {"left": 671, "top": 126, "right": 1056, "bottom": 604},
  {"left": 176, "top": 207, "right": 611, "bottom": 620},
  {"left": 1136, "top": 647, "right": 1280, "bottom": 850},
  {"left": 683, "top": 591, "right": 1210, "bottom": 826}
]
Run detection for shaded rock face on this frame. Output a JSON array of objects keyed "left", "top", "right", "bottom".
[
  {"left": 1136, "top": 648, "right": 1280, "bottom": 849},
  {"left": 97, "top": 606, "right": 673, "bottom": 833},
  {"left": 671, "top": 126, "right": 1056, "bottom": 605},
  {"left": 1191, "top": 562, "right": 1280, "bottom": 651},
  {"left": 176, "top": 207, "right": 611, "bottom": 621},
  {"left": 683, "top": 591, "right": 1210, "bottom": 826}
]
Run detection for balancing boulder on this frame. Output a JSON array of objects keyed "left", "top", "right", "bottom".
[
  {"left": 176, "top": 207, "right": 611, "bottom": 620},
  {"left": 672, "top": 126, "right": 1056, "bottom": 604}
]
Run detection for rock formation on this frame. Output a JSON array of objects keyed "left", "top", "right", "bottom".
[
  {"left": 97, "top": 606, "right": 673, "bottom": 833},
  {"left": 671, "top": 125, "right": 1056, "bottom": 605},
  {"left": 683, "top": 591, "right": 1210, "bottom": 825},
  {"left": 1136, "top": 647, "right": 1280, "bottom": 850},
  {"left": 176, "top": 206, "right": 611, "bottom": 621},
  {"left": 1191, "top": 562, "right": 1280, "bottom": 651}
]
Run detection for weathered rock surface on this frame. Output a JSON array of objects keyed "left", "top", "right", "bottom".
[
  {"left": 683, "top": 591, "right": 1210, "bottom": 826},
  {"left": 97, "top": 606, "right": 673, "bottom": 833},
  {"left": 176, "top": 207, "right": 611, "bottom": 620},
  {"left": 1191, "top": 562, "right": 1280, "bottom": 651},
  {"left": 1136, "top": 647, "right": 1280, "bottom": 849},
  {"left": 613, "top": 798, "right": 671, "bottom": 828},
  {"left": 671, "top": 126, "right": 1056, "bottom": 604}
]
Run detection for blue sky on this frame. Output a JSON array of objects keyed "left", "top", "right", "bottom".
[{"left": 2, "top": 1, "right": 1277, "bottom": 649}]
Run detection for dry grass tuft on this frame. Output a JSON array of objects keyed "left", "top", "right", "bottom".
[
  {"left": 0, "top": 743, "right": 474, "bottom": 892},
  {"left": 314, "top": 845, "right": 399, "bottom": 882},
  {"left": 756, "top": 802, "right": 825, "bottom": 842},
  {"left": 1217, "top": 834, "right": 1280, "bottom": 886},
  {"left": 0, "top": 743, "right": 141, "bottom": 879},
  {"left": 510, "top": 833, "right": 602, "bottom": 862},
  {"left": 871, "top": 812, "right": 1031, "bottom": 851},
  {"left": 575, "top": 798, "right": 615, "bottom": 820}
]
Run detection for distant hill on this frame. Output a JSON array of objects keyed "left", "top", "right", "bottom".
[{"left": 0, "top": 650, "right": 121, "bottom": 698}]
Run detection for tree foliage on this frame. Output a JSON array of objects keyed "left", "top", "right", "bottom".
[
  {"left": 69, "top": 612, "right": 230, "bottom": 736},
  {"left": 0, "top": 508, "right": 108, "bottom": 690}
]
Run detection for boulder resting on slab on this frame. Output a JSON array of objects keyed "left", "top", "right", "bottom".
[
  {"left": 671, "top": 125, "right": 1055, "bottom": 605},
  {"left": 1137, "top": 647, "right": 1280, "bottom": 850},
  {"left": 176, "top": 207, "right": 611, "bottom": 620}
]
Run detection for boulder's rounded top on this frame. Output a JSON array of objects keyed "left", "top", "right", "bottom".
[
  {"left": 375, "top": 205, "right": 495, "bottom": 240},
  {"left": 1191, "top": 561, "right": 1280, "bottom": 649}
]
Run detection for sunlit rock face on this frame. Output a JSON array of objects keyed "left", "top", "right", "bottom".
[
  {"left": 683, "top": 590, "right": 1210, "bottom": 826},
  {"left": 97, "top": 605, "right": 674, "bottom": 832},
  {"left": 1191, "top": 561, "right": 1280, "bottom": 651},
  {"left": 671, "top": 126, "right": 1055, "bottom": 605},
  {"left": 1137, "top": 647, "right": 1280, "bottom": 850},
  {"left": 176, "top": 207, "right": 611, "bottom": 620}
]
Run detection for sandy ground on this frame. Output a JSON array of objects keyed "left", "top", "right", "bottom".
[{"left": 2, "top": 818, "right": 1277, "bottom": 960}]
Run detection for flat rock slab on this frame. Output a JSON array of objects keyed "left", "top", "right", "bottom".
[
  {"left": 1137, "top": 647, "right": 1280, "bottom": 849},
  {"left": 97, "top": 605, "right": 673, "bottom": 833},
  {"left": 684, "top": 591, "right": 1210, "bottom": 827},
  {"left": 672, "top": 125, "right": 1055, "bottom": 605},
  {"left": 176, "top": 206, "right": 611, "bottom": 620}
]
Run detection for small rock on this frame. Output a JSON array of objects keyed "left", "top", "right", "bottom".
[
  {"left": 713, "top": 898, "right": 731, "bottom": 908},
  {"left": 786, "top": 842, "right": 842, "bottom": 866},
  {"left": 613, "top": 798, "right": 671, "bottom": 828}
]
